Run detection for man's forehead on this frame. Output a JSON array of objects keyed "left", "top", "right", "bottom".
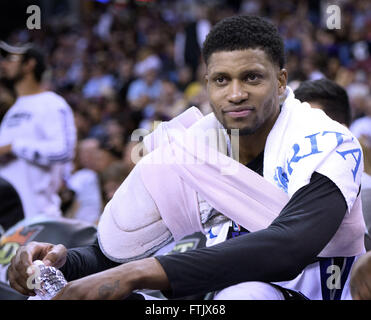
[{"left": 207, "top": 48, "right": 275, "bottom": 73}]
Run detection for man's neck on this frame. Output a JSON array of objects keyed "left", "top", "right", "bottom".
[
  {"left": 234, "top": 131, "right": 268, "bottom": 165},
  {"left": 15, "top": 76, "right": 43, "bottom": 97},
  {"left": 232, "top": 110, "right": 280, "bottom": 165}
]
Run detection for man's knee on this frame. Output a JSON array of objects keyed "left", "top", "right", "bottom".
[{"left": 213, "top": 281, "right": 285, "bottom": 300}]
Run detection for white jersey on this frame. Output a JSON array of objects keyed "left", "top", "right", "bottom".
[
  {"left": 0, "top": 91, "right": 76, "bottom": 218},
  {"left": 67, "top": 168, "right": 102, "bottom": 224}
]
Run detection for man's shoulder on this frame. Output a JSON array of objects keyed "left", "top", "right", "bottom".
[
  {"left": 39, "top": 91, "right": 68, "bottom": 104},
  {"left": 34, "top": 91, "right": 72, "bottom": 112},
  {"left": 128, "top": 78, "right": 145, "bottom": 89},
  {"left": 287, "top": 101, "right": 352, "bottom": 139}
]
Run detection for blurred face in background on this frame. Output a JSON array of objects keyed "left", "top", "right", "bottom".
[
  {"left": 144, "top": 68, "right": 157, "bottom": 85},
  {"left": 0, "top": 54, "right": 24, "bottom": 84},
  {"left": 77, "top": 138, "right": 100, "bottom": 171},
  {"left": 95, "top": 148, "right": 118, "bottom": 173}
]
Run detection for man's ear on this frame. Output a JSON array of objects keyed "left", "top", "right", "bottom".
[
  {"left": 23, "top": 57, "right": 36, "bottom": 75},
  {"left": 204, "top": 73, "right": 209, "bottom": 86},
  {"left": 278, "top": 69, "right": 288, "bottom": 96}
]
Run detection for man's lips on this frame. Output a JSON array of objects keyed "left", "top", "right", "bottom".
[{"left": 223, "top": 107, "right": 254, "bottom": 118}]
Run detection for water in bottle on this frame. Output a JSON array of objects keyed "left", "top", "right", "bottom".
[{"left": 32, "top": 260, "right": 67, "bottom": 300}]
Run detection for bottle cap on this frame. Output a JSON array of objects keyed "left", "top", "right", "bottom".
[{"left": 32, "top": 260, "right": 44, "bottom": 266}]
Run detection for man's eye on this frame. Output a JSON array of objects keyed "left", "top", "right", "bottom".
[
  {"left": 215, "top": 77, "right": 226, "bottom": 84},
  {"left": 245, "top": 74, "right": 260, "bottom": 81}
]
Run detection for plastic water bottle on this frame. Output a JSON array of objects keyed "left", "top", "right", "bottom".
[{"left": 32, "top": 260, "right": 67, "bottom": 300}]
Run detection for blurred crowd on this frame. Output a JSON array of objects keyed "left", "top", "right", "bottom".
[{"left": 0, "top": 0, "right": 370, "bottom": 225}]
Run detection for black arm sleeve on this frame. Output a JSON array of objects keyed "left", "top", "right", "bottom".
[
  {"left": 155, "top": 172, "right": 348, "bottom": 298},
  {"left": 59, "top": 239, "right": 120, "bottom": 281}
]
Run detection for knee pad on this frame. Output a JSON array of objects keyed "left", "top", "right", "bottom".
[
  {"left": 213, "top": 282, "right": 285, "bottom": 300},
  {"left": 97, "top": 165, "right": 173, "bottom": 263}
]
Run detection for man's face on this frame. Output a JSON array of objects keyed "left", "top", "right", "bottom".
[
  {"left": 0, "top": 54, "right": 25, "bottom": 83},
  {"left": 206, "top": 49, "right": 286, "bottom": 135}
]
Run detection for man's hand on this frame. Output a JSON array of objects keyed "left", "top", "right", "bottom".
[
  {"left": 350, "top": 251, "right": 371, "bottom": 300},
  {"left": 53, "top": 257, "right": 170, "bottom": 300},
  {"left": 8, "top": 241, "right": 67, "bottom": 296},
  {"left": 52, "top": 267, "right": 133, "bottom": 300}
]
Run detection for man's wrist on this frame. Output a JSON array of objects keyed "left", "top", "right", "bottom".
[{"left": 123, "top": 257, "right": 171, "bottom": 292}]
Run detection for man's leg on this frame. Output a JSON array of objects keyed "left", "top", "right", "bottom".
[{"left": 213, "top": 281, "right": 285, "bottom": 300}]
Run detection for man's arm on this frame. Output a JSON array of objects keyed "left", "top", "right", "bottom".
[
  {"left": 59, "top": 239, "right": 120, "bottom": 281},
  {"left": 154, "top": 172, "right": 348, "bottom": 298},
  {"left": 52, "top": 172, "right": 348, "bottom": 299},
  {"left": 11, "top": 107, "right": 76, "bottom": 167},
  {"left": 53, "top": 256, "right": 170, "bottom": 300}
]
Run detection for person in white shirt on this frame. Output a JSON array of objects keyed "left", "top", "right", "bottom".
[
  {"left": 64, "top": 138, "right": 103, "bottom": 225},
  {"left": 0, "top": 41, "right": 76, "bottom": 219}
]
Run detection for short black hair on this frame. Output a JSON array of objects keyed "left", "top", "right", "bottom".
[
  {"left": 294, "top": 79, "right": 351, "bottom": 126},
  {"left": 202, "top": 15, "right": 285, "bottom": 69},
  {"left": 22, "top": 47, "right": 46, "bottom": 82}
]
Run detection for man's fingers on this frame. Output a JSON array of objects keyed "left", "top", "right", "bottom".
[
  {"left": 17, "top": 250, "right": 33, "bottom": 274},
  {"left": 9, "top": 279, "right": 34, "bottom": 296},
  {"left": 42, "top": 244, "right": 67, "bottom": 268},
  {"left": 8, "top": 241, "right": 56, "bottom": 295},
  {"left": 18, "top": 241, "right": 48, "bottom": 268},
  {"left": 13, "top": 243, "right": 44, "bottom": 280},
  {"left": 8, "top": 265, "right": 34, "bottom": 296},
  {"left": 8, "top": 241, "right": 66, "bottom": 296}
]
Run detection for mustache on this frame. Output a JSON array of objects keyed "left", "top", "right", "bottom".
[{"left": 0, "top": 77, "right": 17, "bottom": 91}]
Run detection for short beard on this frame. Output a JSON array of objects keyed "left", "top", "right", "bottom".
[
  {"left": 225, "top": 121, "right": 262, "bottom": 136},
  {"left": 2, "top": 68, "right": 24, "bottom": 90},
  {"left": 222, "top": 96, "right": 278, "bottom": 137},
  {"left": 0, "top": 77, "right": 16, "bottom": 91}
]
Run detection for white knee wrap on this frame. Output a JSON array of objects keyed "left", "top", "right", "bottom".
[
  {"left": 97, "top": 164, "right": 173, "bottom": 263},
  {"left": 214, "top": 282, "right": 285, "bottom": 300}
]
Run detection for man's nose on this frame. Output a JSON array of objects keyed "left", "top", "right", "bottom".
[{"left": 228, "top": 80, "right": 248, "bottom": 104}]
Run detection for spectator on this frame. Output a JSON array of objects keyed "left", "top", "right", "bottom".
[
  {"left": 82, "top": 63, "right": 115, "bottom": 98},
  {"left": 100, "top": 161, "right": 131, "bottom": 205},
  {"left": 0, "top": 79, "right": 16, "bottom": 122},
  {"left": 0, "top": 41, "right": 76, "bottom": 218},
  {"left": 63, "top": 139, "right": 103, "bottom": 225},
  {"left": 155, "top": 79, "right": 186, "bottom": 120},
  {"left": 128, "top": 53, "right": 163, "bottom": 125}
]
